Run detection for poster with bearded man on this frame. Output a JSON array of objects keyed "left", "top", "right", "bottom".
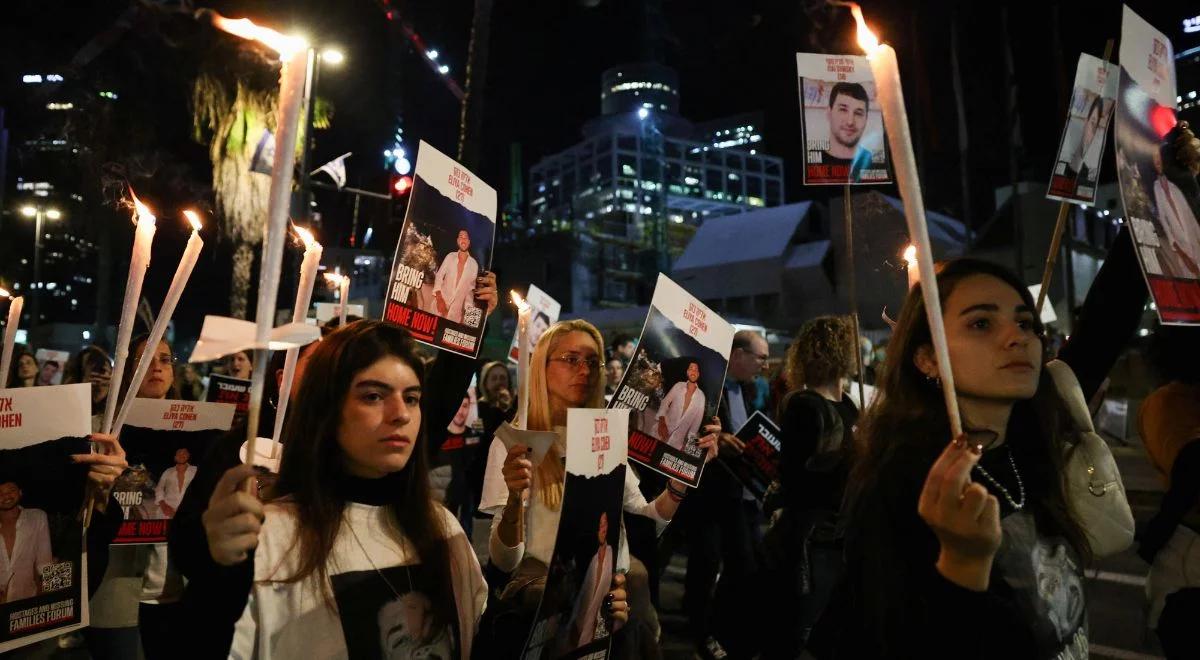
[{"left": 796, "top": 53, "right": 892, "bottom": 186}]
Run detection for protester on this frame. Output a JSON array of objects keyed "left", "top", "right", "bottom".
[
  {"left": 479, "top": 319, "right": 720, "bottom": 657},
  {"left": 63, "top": 345, "right": 114, "bottom": 422},
  {"left": 676, "top": 329, "right": 768, "bottom": 659},
  {"left": 8, "top": 346, "right": 38, "bottom": 388},
  {"left": 178, "top": 364, "right": 204, "bottom": 401},
  {"left": 225, "top": 349, "right": 252, "bottom": 380},
  {"left": 609, "top": 333, "right": 636, "bottom": 366},
  {"left": 604, "top": 357, "right": 623, "bottom": 399},
  {"left": 201, "top": 320, "right": 487, "bottom": 658},
  {"left": 1137, "top": 324, "right": 1200, "bottom": 659},
  {"left": 476, "top": 361, "right": 515, "bottom": 509},
  {"left": 808, "top": 236, "right": 1147, "bottom": 658},
  {"left": 759, "top": 316, "right": 858, "bottom": 657}
]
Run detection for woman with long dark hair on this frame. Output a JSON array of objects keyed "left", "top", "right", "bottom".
[
  {"left": 63, "top": 345, "right": 114, "bottom": 421},
  {"left": 205, "top": 321, "right": 486, "bottom": 658},
  {"left": 8, "top": 346, "right": 38, "bottom": 387},
  {"left": 809, "top": 238, "right": 1146, "bottom": 658}
]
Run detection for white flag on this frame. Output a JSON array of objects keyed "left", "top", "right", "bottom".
[{"left": 313, "top": 152, "right": 352, "bottom": 189}]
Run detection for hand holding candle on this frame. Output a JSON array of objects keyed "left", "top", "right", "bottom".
[
  {"left": 852, "top": 4, "right": 962, "bottom": 436},
  {"left": 1, "top": 289, "right": 23, "bottom": 389},
  {"left": 112, "top": 210, "right": 205, "bottom": 436},
  {"left": 102, "top": 192, "right": 158, "bottom": 435},
  {"left": 511, "top": 291, "right": 532, "bottom": 430},
  {"left": 272, "top": 227, "right": 322, "bottom": 450}
]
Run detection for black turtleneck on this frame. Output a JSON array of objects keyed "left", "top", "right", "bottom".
[{"left": 333, "top": 469, "right": 407, "bottom": 506}]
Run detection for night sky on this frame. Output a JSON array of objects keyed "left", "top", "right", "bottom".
[{"left": 0, "top": 0, "right": 1188, "bottom": 345}]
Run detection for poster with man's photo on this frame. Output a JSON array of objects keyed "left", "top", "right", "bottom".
[
  {"left": 0, "top": 384, "right": 91, "bottom": 652},
  {"left": 33, "top": 349, "right": 69, "bottom": 386},
  {"left": 1047, "top": 53, "right": 1118, "bottom": 205},
  {"left": 331, "top": 560, "right": 461, "bottom": 660},
  {"left": 1114, "top": 6, "right": 1200, "bottom": 324},
  {"left": 721, "top": 411, "right": 782, "bottom": 502},
  {"left": 796, "top": 53, "right": 892, "bottom": 186},
  {"left": 523, "top": 408, "right": 626, "bottom": 660},
  {"left": 110, "top": 399, "right": 234, "bottom": 544},
  {"left": 384, "top": 140, "right": 497, "bottom": 357},
  {"left": 607, "top": 274, "right": 734, "bottom": 486},
  {"left": 508, "top": 284, "right": 561, "bottom": 364}
]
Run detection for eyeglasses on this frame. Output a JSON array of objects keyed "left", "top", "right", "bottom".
[
  {"left": 148, "top": 354, "right": 176, "bottom": 367},
  {"left": 548, "top": 354, "right": 601, "bottom": 372},
  {"left": 738, "top": 348, "right": 768, "bottom": 363}
]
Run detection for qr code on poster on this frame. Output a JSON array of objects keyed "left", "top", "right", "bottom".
[
  {"left": 40, "top": 561, "right": 73, "bottom": 592},
  {"left": 463, "top": 305, "right": 483, "bottom": 329}
]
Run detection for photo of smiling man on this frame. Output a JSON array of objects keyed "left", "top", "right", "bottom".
[{"left": 797, "top": 53, "right": 891, "bottom": 185}]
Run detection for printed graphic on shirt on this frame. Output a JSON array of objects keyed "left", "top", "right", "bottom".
[
  {"left": 384, "top": 141, "right": 497, "bottom": 357},
  {"left": 330, "top": 562, "right": 460, "bottom": 660},
  {"left": 796, "top": 53, "right": 892, "bottom": 186},
  {"left": 994, "top": 512, "right": 1088, "bottom": 660},
  {"left": 1114, "top": 6, "right": 1200, "bottom": 324},
  {"left": 1046, "top": 53, "right": 1118, "bottom": 206},
  {"left": 608, "top": 274, "right": 733, "bottom": 487},
  {"left": 523, "top": 409, "right": 627, "bottom": 660},
  {"left": 0, "top": 385, "right": 90, "bottom": 652}
]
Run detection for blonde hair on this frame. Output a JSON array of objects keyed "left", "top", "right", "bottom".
[{"left": 525, "top": 319, "right": 607, "bottom": 509}]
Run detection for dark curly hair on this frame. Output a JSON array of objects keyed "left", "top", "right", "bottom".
[{"left": 785, "top": 315, "right": 856, "bottom": 390}]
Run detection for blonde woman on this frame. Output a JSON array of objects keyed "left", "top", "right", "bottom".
[{"left": 479, "top": 320, "right": 720, "bottom": 654}]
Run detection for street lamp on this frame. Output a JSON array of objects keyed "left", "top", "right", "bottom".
[
  {"left": 18, "top": 203, "right": 62, "bottom": 334},
  {"left": 297, "top": 46, "right": 345, "bottom": 224}
]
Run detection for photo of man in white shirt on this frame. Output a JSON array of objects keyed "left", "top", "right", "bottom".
[
  {"left": 0, "top": 481, "right": 52, "bottom": 604},
  {"left": 155, "top": 447, "right": 197, "bottom": 519},
  {"left": 432, "top": 229, "right": 480, "bottom": 324},
  {"left": 1150, "top": 148, "right": 1200, "bottom": 279}
]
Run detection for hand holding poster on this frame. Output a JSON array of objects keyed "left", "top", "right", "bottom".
[
  {"left": 721, "top": 411, "right": 782, "bottom": 501},
  {"left": 0, "top": 384, "right": 91, "bottom": 652},
  {"left": 509, "top": 285, "right": 561, "bottom": 364},
  {"left": 607, "top": 274, "right": 734, "bottom": 486},
  {"left": 797, "top": 53, "right": 892, "bottom": 186},
  {"left": 522, "top": 408, "right": 627, "bottom": 660},
  {"left": 1114, "top": 6, "right": 1200, "bottom": 323},
  {"left": 1046, "top": 53, "right": 1118, "bottom": 205},
  {"left": 384, "top": 141, "right": 497, "bottom": 357}
]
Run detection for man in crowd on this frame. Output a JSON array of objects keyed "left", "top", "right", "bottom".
[{"left": 609, "top": 334, "right": 636, "bottom": 367}]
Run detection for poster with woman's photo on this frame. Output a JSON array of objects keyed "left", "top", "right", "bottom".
[
  {"left": 33, "top": 349, "right": 69, "bottom": 386},
  {"left": 796, "top": 53, "right": 891, "bottom": 186},
  {"left": 384, "top": 140, "right": 497, "bottom": 357},
  {"left": 0, "top": 384, "right": 91, "bottom": 652},
  {"left": 508, "top": 285, "right": 561, "bottom": 364},
  {"left": 1114, "top": 6, "right": 1200, "bottom": 324},
  {"left": 607, "top": 274, "right": 733, "bottom": 486},
  {"left": 1046, "top": 53, "right": 1118, "bottom": 205},
  {"left": 522, "top": 409, "right": 626, "bottom": 660},
  {"left": 331, "top": 561, "right": 461, "bottom": 660},
  {"left": 110, "top": 399, "right": 233, "bottom": 544}
]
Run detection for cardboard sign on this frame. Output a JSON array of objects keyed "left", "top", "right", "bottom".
[
  {"left": 1046, "top": 53, "right": 1118, "bottom": 205},
  {"left": 522, "top": 409, "right": 627, "bottom": 660},
  {"left": 124, "top": 399, "right": 235, "bottom": 433},
  {"left": 0, "top": 384, "right": 91, "bottom": 652},
  {"left": 796, "top": 53, "right": 892, "bottom": 186},
  {"left": 188, "top": 315, "right": 320, "bottom": 364},
  {"left": 508, "top": 285, "right": 562, "bottom": 364},
  {"left": 608, "top": 274, "right": 734, "bottom": 486},
  {"left": 1114, "top": 6, "right": 1200, "bottom": 324},
  {"left": 721, "top": 411, "right": 782, "bottom": 501},
  {"left": 383, "top": 141, "right": 497, "bottom": 357}
]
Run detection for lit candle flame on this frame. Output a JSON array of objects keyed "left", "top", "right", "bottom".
[
  {"left": 903, "top": 244, "right": 917, "bottom": 265},
  {"left": 206, "top": 12, "right": 307, "bottom": 58},
  {"left": 323, "top": 272, "right": 345, "bottom": 286},
  {"left": 0, "top": 287, "right": 10, "bottom": 298},
  {"left": 848, "top": 4, "right": 881, "bottom": 55},
  {"left": 294, "top": 226, "right": 320, "bottom": 250},
  {"left": 510, "top": 290, "right": 530, "bottom": 314},
  {"left": 182, "top": 209, "right": 203, "bottom": 232},
  {"left": 129, "top": 189, "right": 157, "bottom": 227}
]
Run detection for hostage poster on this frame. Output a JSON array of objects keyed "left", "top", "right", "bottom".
[
  {"left": 796, "top": 53, "right": 892, "bottom": 186},
  {"left": 1046, "top": 53, "right": 1118, "bottom": 205},
  {"left": 508, "top": 284, "right": 562, "bottom": 364},
  {"left": 522, "top": 408, "right": 626, "bottom": 660},
  {"left": 384, "top": 140, "right": 498, "bottom": 357},
  {"left": 110, "top": 399, "right": 234, "bottom": 544},
  {"left": 721, "top": 411, "right": 782, "bottom": 502},
  {"left": 1114, "top": 6, "right": 1200, "bottom": 324},
  {"left": 608, "top": 274, "right": 734, "bottom": 486},
  {"left": 0, "top": 384, "right": 91, "bottom": 652}
]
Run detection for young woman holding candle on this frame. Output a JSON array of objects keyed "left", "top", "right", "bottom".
[
  {"left": 807, "top": 233, "right": 1147, "bottom": 658},
  {"left": 200, "top": 320, "right": 486, "bottom": 658},
  {"left": 479, "top": 320, "right": 721, "bottom": 656}
]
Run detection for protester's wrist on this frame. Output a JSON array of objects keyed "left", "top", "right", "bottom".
[
  {"left": 935, "top": 548, "right": 992, "bottom": 592},
  {"left": 665, "top": 480, "right": 687, "bottom": 501}
]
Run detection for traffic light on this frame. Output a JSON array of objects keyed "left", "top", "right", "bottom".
[{"left": 391, "top": 175, "right": 413, "bottom": 197}]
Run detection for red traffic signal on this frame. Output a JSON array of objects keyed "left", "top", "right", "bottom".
[{"left": 391, "top": 175, "right": 414, "bottom": 197}]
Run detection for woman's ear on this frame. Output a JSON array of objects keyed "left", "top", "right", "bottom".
[{"left": 912, "top": 344, "right": 939, "bottom": 380}]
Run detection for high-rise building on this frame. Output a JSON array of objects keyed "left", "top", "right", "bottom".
[{"left": 522, "top": 64, "right": 785, "bottom": 311}]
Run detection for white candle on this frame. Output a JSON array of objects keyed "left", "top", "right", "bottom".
[
  {"left": 339, "top": 274, "right": 350, "bottom": 327},
  {"left": 102, "top": 195, "right": 157, "bottom": 435},
  {"left": 511, "top": 291, "right": 531, "bottom": 430},
  {"left": 111, "top": 212, "right": 205, "bottom": 436},
  {"left": 856, "top": 9, "right": 962, "bottom": 436},
  {"left": 903, "top": 244, "right": 919, "bottom": 290},
  {"left": 1, "top": 293, "right": 23, "bottom": 388},
  {"left": 272, "top": 228, "right": 322, "bottom": 449}
]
